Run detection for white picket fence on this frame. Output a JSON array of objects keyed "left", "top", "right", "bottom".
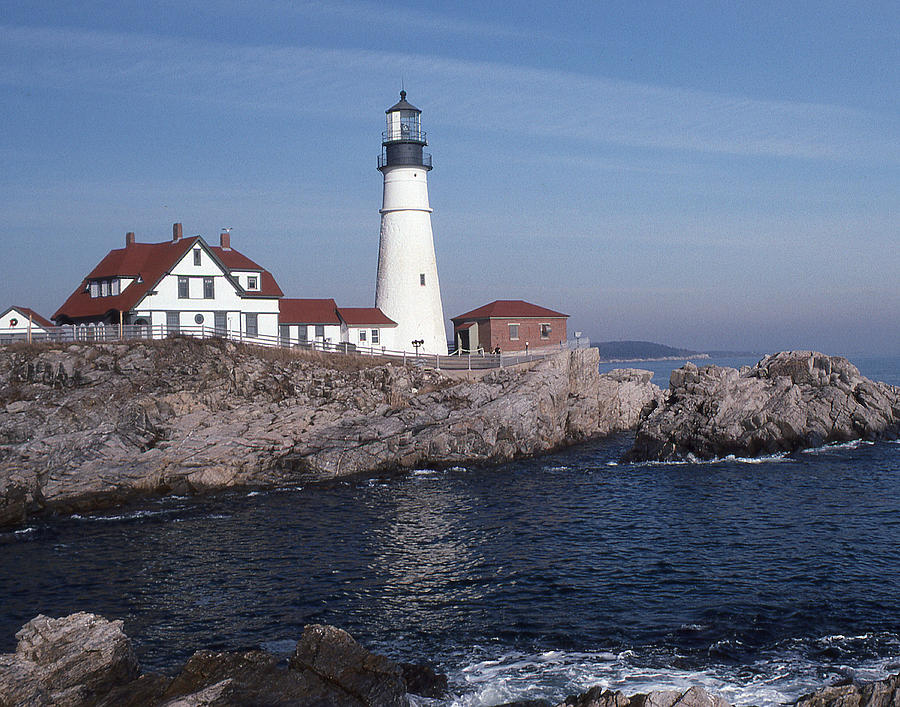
[{"left": 0, "top": 323, "right": 590, "bottom": 371}]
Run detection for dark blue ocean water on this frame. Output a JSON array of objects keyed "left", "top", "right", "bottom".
[{"left": 1, "top": 355, "right": 899, "bottom": 705}]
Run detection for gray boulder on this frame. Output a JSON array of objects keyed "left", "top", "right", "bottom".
[
  {"left": 0, "top": 612, "right": 139, "bottom": 706},
  {"left": 626, "top": 351, "right": 900, "bottom": 462},
  {"left": 290, "top": 623, "right": 409, "bottom": 706},
  {"left": 793, "top": 672, "right": 900, "bottom": 706}
]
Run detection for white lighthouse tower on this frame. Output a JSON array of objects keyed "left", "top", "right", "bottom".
[{"left": 375, "top": 91, "right": 448, "bottom": 355}]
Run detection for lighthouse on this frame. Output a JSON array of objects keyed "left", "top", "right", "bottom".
[{"left": 375, "top": 91, "right": 448, "bottom": 355}]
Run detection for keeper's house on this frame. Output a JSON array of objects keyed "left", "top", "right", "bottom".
[
  {"left": 53, "top": 224, "right": 283, "bottom": 342},
  {"left": 451, "top": 300, "right": 568, "bottom": 353},
  {"left": 0, "top": 306, "right": 54, "bottom": 342}
]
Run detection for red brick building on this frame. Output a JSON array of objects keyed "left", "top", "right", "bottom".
[{"left": 451, "top": 300, "right": 568, "bottom": 353}]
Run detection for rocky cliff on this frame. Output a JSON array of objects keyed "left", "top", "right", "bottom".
[
  {"left": 626, "top": 351, "right": 900, "bottom": 462},
  {"left": 0, "top": 339, "right": 662, "bottom": 526}
]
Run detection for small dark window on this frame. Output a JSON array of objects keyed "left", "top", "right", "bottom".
[
  {"left": 193, "top": 249, "right": 202, "bottom": 266},
  {"left": 315, "top": 324, "right": 325, "bottom": 338},
  {"left": 508, "top": 323, "right": 519, "bottom": 340},
  {"left": 203, "top": 277, "right": 214, "bottom": 299},
  {"left": 419, "top": 273, "right": 426, "bottom": 286},
  {"left": 540, "top": 323, "right": 551, "bottom": 339},
  {"left": 246, "top": 313, "right": 258, "bottom": 338},
  {"left": 178, "top": 276, "right": 189, "bottom": 299},
  {"left": 247, "top": 276, "right": 258, "bottom": 290},
  {"left": 166, "top": 311, "right": 180, "bottom": 333},
  {"left": 371, "top": 329, "right": 379, "bottom": 344},
  {"left": 359, "top": 329, "right": 367, "bottom": 343}
]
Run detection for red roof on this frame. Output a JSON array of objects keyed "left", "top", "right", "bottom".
[
  {"left": 337, "top": 307, "right": 397, "bottom": 327},
  {"left": 451, "top": 300, "right": 569, "bottom": 322},
  {"left": 2, "top": 306, "right": 54, "bottom": 329},
  {"left": 279, "top": 299, "right": 340, "bottom": 325},
  {"left": 54, "top": 236, "right": 283, "bottom": 322}
]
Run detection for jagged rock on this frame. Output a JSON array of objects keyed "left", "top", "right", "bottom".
[
  {"left": 558, "top": 685, "right": 631, "bottom": 706},
  {"left": 626, "top": 351, "right": 900, "bottom": 462},
  {"left": 1, "top": 339, "right": 662, "bottom": 526},
  {"left": 160, "top": 649, "right": 332, "bottom": 706},
  {"left": 398, "top": 661, "right": 448, "bottom": 698},
  {"left": 290, "top": 623, "right": 409, "bottom": 706},
  {"left": 557, "top": 686, "right": 731, "bottom": 707},
  {"left": 0, "top": 612, "right": 139, "bottom": 706},
  {"left": 793, "top": 672, "right": 900, "bottom": 706}
]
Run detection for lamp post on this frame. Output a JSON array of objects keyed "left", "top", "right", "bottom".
[{"left": 412, "top": 339, "right": 424, "bottom": 356}]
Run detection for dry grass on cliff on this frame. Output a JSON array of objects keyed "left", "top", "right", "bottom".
[{"left": 2, "top": 336, "right": 406, "bottom": 373}]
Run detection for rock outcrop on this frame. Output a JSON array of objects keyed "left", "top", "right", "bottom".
[
  {"left": 0, "top": 613, "right": 440, "bottom": 706},
  {"left": 558, "top": 684, "right": 730, "bottom": 707},
  {"left": 0, "top": 339, "right": 662, "bottom": 526},
  {"left": 626, "top": 351, "right": 900, "bottom": 462}
]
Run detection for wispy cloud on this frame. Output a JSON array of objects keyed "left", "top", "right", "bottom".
[{"left": 1, "top": 24, "right": 897, "bottom": 164}]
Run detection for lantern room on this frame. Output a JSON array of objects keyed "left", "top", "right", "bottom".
[{"left": 379, "top": 90, "right": 432, "bottom": 171}]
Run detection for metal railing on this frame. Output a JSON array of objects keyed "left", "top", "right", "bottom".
[
  {"left": 382, "top": 128, "right": 426, "bottom": 143},
  {"left": 0, "top": 324, "right": 583, "bottom": 371}
]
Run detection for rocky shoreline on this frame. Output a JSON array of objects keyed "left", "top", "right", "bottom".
[
  {"left": 626, "top": 351, "right": 900, "bottom": 462},
  {"left": 1, "top": 612, "right": 897, "bottom": 706},
  {"left": 0, "top": 339, "right": 663, "bottom": 527}
]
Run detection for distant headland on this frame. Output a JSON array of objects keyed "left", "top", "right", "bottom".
[{"left": 593, "top": 340, "right": 761, "bottom": 362}]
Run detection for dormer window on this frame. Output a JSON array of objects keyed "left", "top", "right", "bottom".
[
  {"left": 247, "top": 275, "right": 258, "bottom": 290},
  {"left": 193, "top": 249, "right": 202, "bottom": 266},
  {"left": 88, "top": 278, "right": 122, "bottom": 298}
]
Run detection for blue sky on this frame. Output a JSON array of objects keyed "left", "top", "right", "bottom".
[{"left": 2, "top": 1, "right": 898, "bottom": 354}]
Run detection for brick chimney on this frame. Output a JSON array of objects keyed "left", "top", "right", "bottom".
[
  {"left": 125, "top": 231, "right": 135, "bottom": 247},
  {"left": 173, "top": 222, "right": 183, "bottom": 242},
  {"left": 220, "top": 229, "right": 231, "bottom": 250}
]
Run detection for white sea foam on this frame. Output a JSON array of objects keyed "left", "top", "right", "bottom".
[
  {"left": 448, "top": 466, "right": 468, "bottom": 472},
  {"left": 546, "top": 465, "right": 570, "bottom": 472},
  {"left": 71, "top": 508, "right": 174, "bottom": 522},
  {"left": 412, "top": 468, "right": 439, "bottom": 476},
  {"left": 802, "top": 439, "right": 875, "bottom": 454},
  {"left": 439, "top": 636, "right": 900, "bottom": 707},
  {"left": 246, "top": 490, "right": 264, "bottom": 497}
]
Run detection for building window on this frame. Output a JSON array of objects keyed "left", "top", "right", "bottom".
[
  {"left": 111, "top": 279, "right": 120, "bottom": 296},
  {"left": 247, "top": 275, "right": 258, "bottom": 290},
  {"left": 178, "top": 276, "right": 189, "bottom": 299},
  {"left": 297, "top": 326, "right": 308, "bottom": 343},
  {"left": 89, "top": 281, "right": 100, "bottom": 298},
  {"left": 100, "top": 280, "right": 109, "bottom": 297},
  {"left": 315, "top": 324, "right": 325, "bottom": 339},
  {"left": 359, "top": 329, "right": 367, "bottom": 343},
  {"left": 194, "top": 313, "right": 205, "bottom": 325},
  {"left": 508, "top": 323, "right": 519, "bottom": 340},
  {"left": 203, "top": 277, "right": 214, "bottom": 299},
  {"left": 246, "top": 313, "right": 258, "bottom": 337},
  {"left": 540, "top": 323, "right": 551, "bottom": 339},
  {"left": 214, "top": 312, "right": 227, "bottom": 336},
  {"left": 279, "top": 325, "right": 291, "bottom": 346},
  {"left": 371, "top": 329, "right": 380, "bottom": 344},
  {"left": 166, "top": 311, "right": 180, "bottom": 334},
  {"left": 193, "top": 249, "right": 202, "bottom": 266},
  {"left": 419, "top": 273, "right": 426, "bottom": 286}
]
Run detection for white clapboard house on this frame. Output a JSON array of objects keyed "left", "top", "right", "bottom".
[
  {"left": 0, "top": 306, "right": 55, "bottom": 343},
  {"left": 53, "top": 224, "right": 283, "bottom": 342}
]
